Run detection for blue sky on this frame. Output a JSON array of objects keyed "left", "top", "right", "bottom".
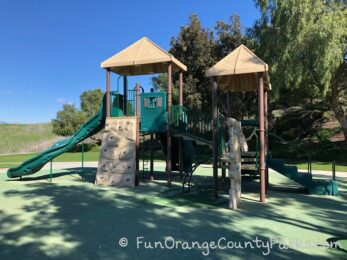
[{"left": 0, "top": 0, "right": 259, "bottom": 123}]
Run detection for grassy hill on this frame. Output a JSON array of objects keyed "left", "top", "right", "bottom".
[{"left": 0, "top": 123, "right": 61, "bottom": 155}]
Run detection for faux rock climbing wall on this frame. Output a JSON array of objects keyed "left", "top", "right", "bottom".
[{"left": 95, "top": 117, "right": 136, "bottom": 187}]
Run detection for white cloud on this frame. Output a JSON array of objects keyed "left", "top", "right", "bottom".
[
  {"left": 57, "top": 98, "right": 65, "bottom": 104},
  {"left": 57, "top": 98, "right": 74, "bottom": 106}
]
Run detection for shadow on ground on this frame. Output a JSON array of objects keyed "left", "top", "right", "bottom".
[{"left": 0, "top": 167, "right": 346, "bottom": 259}]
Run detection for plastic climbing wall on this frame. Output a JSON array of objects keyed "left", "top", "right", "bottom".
[{"left": 95, "top": 117, "right": 136, "bottom": 187}]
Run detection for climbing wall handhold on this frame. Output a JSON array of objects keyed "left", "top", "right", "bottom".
[{"left": 95, "top": 117, "right": 136, "bottom": 187}]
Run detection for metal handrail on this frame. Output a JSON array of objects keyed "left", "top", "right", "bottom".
[
  {"left": 172, "top": 105, "right": 213, "bottom": 142},
  {"left": 171, "top": 105, "right": 226, "bottom": 151},
  {"left": 254, "top": 131, "right": 259, "bottom": 170},
  {"left": 109, "top": 90, "right": 136, "bottom": 117}
]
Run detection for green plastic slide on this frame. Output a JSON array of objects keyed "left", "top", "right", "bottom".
[
  {"left": 158, "top": 133, "right": 195, "bottom": 172},
  {"left": 7, "top": 96, "right": 107, "bottom": 178}
]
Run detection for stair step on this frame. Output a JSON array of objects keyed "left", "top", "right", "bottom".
[
  {"left": 241, "top": 151, "right": 257, "bottom": 157},
  {"left": 219, "top": 156, "right": 229, "bottom": 163},
  {"left": 242, "top": 158, "right": 257, "bottom": 163},
  {"left": 219, "top": 164, "right": 258, "bottom": 171},
  {"left": 242, "top": 164, "right": 258, "bottom": 170},
  {"left": 220, "top": 154, "right": 257, "bottom": 163}
]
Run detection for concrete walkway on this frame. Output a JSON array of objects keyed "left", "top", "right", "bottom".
[
  {"left": 1, "top": 161, "right": 346, "bottom": 181},
  {"left": 0, "top": 162, "right": 98, "bottom": 174}
]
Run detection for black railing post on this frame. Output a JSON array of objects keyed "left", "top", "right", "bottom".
[
  {"left": 306, "top": 154, "right": 312, "bottom": 175},
  {"left": 332, "top": 161, "right": 336, "bottom": 181}
]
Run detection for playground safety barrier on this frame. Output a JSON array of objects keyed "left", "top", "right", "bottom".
[{"left": 171, "top": 105, "right": 225, "bottom": 155}]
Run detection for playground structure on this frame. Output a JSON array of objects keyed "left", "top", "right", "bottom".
[
  {"left": 7, "top": 37, "right": 338, "bottom": 202},
  {"left": 7, "top": 37, "right": 194, "bottom": 188},
  {"left": 205, "top": 44, "right": 338, "bottom": 199}
]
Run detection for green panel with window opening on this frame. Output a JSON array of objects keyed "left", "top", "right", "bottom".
[
  {"left": 140, "top": 92, "right": 167, "bottom": 133},
  {"left": 110, "top": 92, "right": 124, "bottom": 117}
]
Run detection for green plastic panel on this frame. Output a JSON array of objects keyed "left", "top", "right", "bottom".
[
  {"left": 309, "top": 179, "right": 339, "bottom": 196},
  {"left": 140, "top": 92, "right": 167, "bottom": 133},
  {"left": 110, "top": 92, "right": 124, "bottom": 117}
]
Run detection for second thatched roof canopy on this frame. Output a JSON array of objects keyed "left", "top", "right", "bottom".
[
  {"left": 206, "top": 44, "right": 271, "bottom": 92},
  {"left": 101, "top": 37, "right": 187, "bottom": 76}
]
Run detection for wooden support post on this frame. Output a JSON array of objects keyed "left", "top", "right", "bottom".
[
  {"left": 179, "top": 71, "right": 183, "bottom": 105},
  {"left": 222, "top": 92, "right": 232, "bottom": 180},
  {"left": 167, "top": 62, "right": 172, "bottom": 187},
  {"left": 106, "top": 69, "right": 111, "bottom": 117},
  {"left": 150, "top": 133, "right": 154, "bottom": 181},
  {"left": 179, "top": 71, "right": 184, "bottom": 179},
  {"left": 212, "top": 78, "right": 218, "bottom": 199},
  {"left": 227, "top": 92, "right": 232, "bottom": 118},
  {"left": 123, "top": 76, "right": 128, "bottom": 115},
  {"left": 135, "top": 83, "right": 140, "bottom": 186},
  {"left": 264, "top": 89, "right": 269, "bottom": 193},
  {"left": 258, "top": 73, "right": 266, "bottom": 203}
]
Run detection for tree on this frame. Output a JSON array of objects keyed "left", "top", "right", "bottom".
[
  {"left": 151, "top": 74, "right": 179, "bottom": 104},
  {"left": 52, "top": 104, "right": 86, "bottom": 136},
  {"left": 215, "top": 14, "right": 258, "bottom": 119},
  {"left": 169, "top": 14, "right": 216, "bottom": 112},
  {"left": 52, "top": 89, "right": 104, "bottom": 136},
  {"left": 80, "top": 89, "right": 104, "bottom": 118},
  {"left": 215, "top": 14, "right": 243, "bottom": 59},
  {"left": 153, "top": 14, "right": 250, "bottom": 116},
  {"left": 253, "top": 0, "right": 347, "bottom": 141}
]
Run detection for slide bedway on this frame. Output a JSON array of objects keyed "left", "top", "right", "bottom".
[{"left": 7, "top": 95, "right": 107, "bottom": 178}]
